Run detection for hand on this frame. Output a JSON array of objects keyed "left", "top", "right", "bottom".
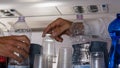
[
  {"left": 42, "top": 18, "right": 72, "bottom": 42},
  {"left": 0, "top": 35, "right": 30, "bottom": 62}
]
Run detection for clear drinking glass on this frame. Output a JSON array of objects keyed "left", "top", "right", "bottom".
[
  {"left": 42, "top": 34, "right": 56, "bottom": 68},
  {"left": 57, "top": 47, "right": 72, "bottom": 68},
  {"left": 34, "top": 54, "right": 43, "bottom": 68},
  {"left": 90, "top": 52, "right": 105, "bottom": 68}
]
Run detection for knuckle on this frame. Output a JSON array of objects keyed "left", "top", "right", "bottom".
[
  {"left": 57, "top": 18, "right": 62, "bottom": 20},
  {"left": 9, "top": 40, "right": 16, "bottom": 44},
  {"left": 7, "top": 46, "right": 12, "bottom": 50},
  {"left": 8, "top": 53, "right": 14, "bottom": 58},
  {"left": 18, "top": 49, "right": 26, "bottom": 55}
]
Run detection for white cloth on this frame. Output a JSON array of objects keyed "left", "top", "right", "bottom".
[
  {"left": 83, "top": 17, "right": 115, "bottom": 50},
  {"left": 84, "top": 17, "right": 114, "bottom": 39}
]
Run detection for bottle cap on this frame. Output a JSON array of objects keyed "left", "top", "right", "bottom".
[
  {"left": 17, "top": 16, "right": 25, "bottom": 22},
  {"left": 76, "top": 14, "right": 83, "bottom": 20}
]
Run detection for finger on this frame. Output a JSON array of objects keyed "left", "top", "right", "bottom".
[
  {"left": 54, "top": 36, "right": 63, "bottom": 42},
  {"left": 42, "top": 23, "right": 56, "bottom": 37},
  {"left": 42, "top": 18, "right": 63, "bottom": 37},
  {"left": 51, "top": 27, "right": 62, "bottom": 37},
  {"left": 0, "top": 46, "right": 8, "bottom": 57},
  {"left": 0, "top": 36, "right": 30, "bottom": 53},
  {"left": 51, "top": 19, "right": 72, "bottom": 37},
  {"left": 6, "top": 39, "right": 29, "bottom": 53},
  {"left": 42, "top": 21, "right": 57, "bottom": 37},
  {"left": 4, "top": 47, "right": 23, "bottom": 62},
  {"left": 0, "top": 43, "right": 15, "bottom": 57},
  {"left": 51, "top": 25, "right": 69, "bottom": 37},
  {"left": 4, "top": 35, "right": 30, "bottom": 47},
  {"left": 64, "top": 30, "right": 71, "bottom": 36},
  {"left": 0, "top": 35, "right": 30, "bottom": 45},
  {"left": 7, "top": 51, "right": 23, "bottom": 63},
  {"left": 14, "top": 40, "right": 29, "bottom": 53},
  {"left": 6, "top": 44, "right": 29, "bottom": 58},
  {"left": 13, "top": 35, "right": 30, "bottom": 47},
  {"left": 12, "top": 48, "right": 28, "bottom": 59},
  {"left": 0, "top": 44, "right": 25, "bottom": 63}
]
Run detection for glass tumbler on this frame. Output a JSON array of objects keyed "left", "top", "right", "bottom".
[
  {"left": 57, "top": 47, "right": 72, "bottom": 68},
  {"left": 90, "top": 52, "right": 105, "bottom": 68},
  {"left": 34, "top": 54, "right": 43, "bottom": 68}
]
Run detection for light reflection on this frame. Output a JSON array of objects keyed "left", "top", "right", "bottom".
[
  {"left": 33, "top": 2, "right": 63, "bottom": 7},
  {"left": 16, "top": 0, "right": 41, "bottom": 2}
]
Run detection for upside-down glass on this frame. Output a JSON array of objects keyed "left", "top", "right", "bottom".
[
  {"left": 90, "top": 52, "right": 105, "bottom": 68},
  {"left": 33, "top": 54, "right": 43, "bottom": 68},
  {"left": 42, "top": 34, "right": 56, "bottom": 68},
  {"left": 57, "top": 47, "right": 72, "bottom": 68}
]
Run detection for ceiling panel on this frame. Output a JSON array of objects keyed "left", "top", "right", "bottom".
[
  {"left": 57, "top": 6, "right": 75, "bottom": 15},
  {"left": 16, "top": 7, "right": 60, "bottom": 16}
]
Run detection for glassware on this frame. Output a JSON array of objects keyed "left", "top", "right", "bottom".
[
  {"left": 33, "top": 54, "right": 43, "bottom": 68},
  {"left": 57, "top": 47, "right": 72, "bottom": 68},
  {"left": 90, "top": 52, "right": 105, "bottom": 68},
  {"left": 29, "top": 44, "right": 43, "bottom": 68},
  {"left": 89, "top": 41, "right": 108, "bottom": 68},
  {"left": 42, "top": 34, "right": 56, "bottom": 68},
  {"left": 8, "top": 16, "right": 32, "bottom": 68},
  {"left": 108, "top": 13, "right": 120, "bottom": 68}
]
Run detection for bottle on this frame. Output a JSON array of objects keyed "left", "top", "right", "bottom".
[
  {"left": 71, "top": 14, "right": 91, "bottom": 68},
  {"left": 71, "top": 14, "right": 84, "bottom": 37},
  {"left": 108, "top": 13, "right": 120, "bottom": 68},
  {"left": 42, "top": 34, "right": 56, "bottom": 68},
  {"left": 8, "top": 16, "right": 32, "bottom": 68},
  {"left": 9, "top": 16, "right": 32, "bottom": 39}
]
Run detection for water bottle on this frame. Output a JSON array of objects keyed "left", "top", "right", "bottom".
[
  {"left": 8, "top": 16, "right": 32, "bottom": 68},
  {"left": 9, "top": 16, "right": 32, "bottom": 39},
  {"left": 108, "top": 13, "right": 120, "bottom": 68},
  {"left": 71, "top": 14, "right": 91, "bottom": 68},
  {"left": 42, "top": 34, "right": 56, "bottom": 68},
  {"left": 71, "top": 14, "right": 84, "bottom": 37}
]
